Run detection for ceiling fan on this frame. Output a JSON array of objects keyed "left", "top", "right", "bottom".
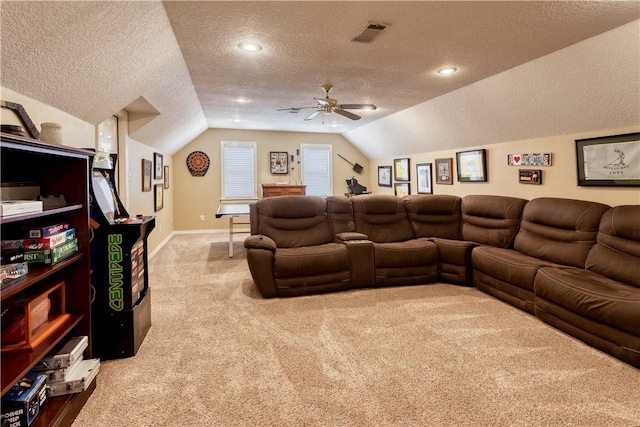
[{"left": 278, "top": 84, "right": 377, "bottom": 121}]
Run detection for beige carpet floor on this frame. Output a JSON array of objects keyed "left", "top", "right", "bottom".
[{"left": 72, "top": 233, "right": 640, "bottom": 427}]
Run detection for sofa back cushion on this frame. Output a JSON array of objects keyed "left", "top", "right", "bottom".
[
  {"left": 253, "top": 196, "right": 333, "bottom": 248},
  {"left": 586, "top": 205, "right": 640, "bottom": 287},
  {"left": 514, "top": 197, "right": 610, "bottom": 267},
  {"left": 403, "top": 194, "right": 462, "bottom": 239},
  {"left": 326, "top": 196, "right": 356, "bottom": 234},
  {"left": 461, "top": 195, "right": 528, "bottom": 248},
  {"left": 350, "top": 195, "right": 414, "bottom": 243}
]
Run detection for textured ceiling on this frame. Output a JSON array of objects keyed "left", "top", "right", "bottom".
[{"left": 1, "top": 1, "right": 639, "bottom": 155}]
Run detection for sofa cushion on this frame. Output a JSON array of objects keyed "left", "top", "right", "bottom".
[
  {"left": 514, "top": 197, "right": 610, "bottom": 268},
  {"left": 535, "top": 266, "right": 640, "bottom": 337},
  {"left": 472, "top": 246, "right": 558, "bottom": 292},
  {"left": 403, "top": 194, "right": 462, "bottom": 239},
  {"left": 351, "top": 195, "right": 414, "bottom": 242},
  {"left": 326, "top": 195, "right": 356, "bottom": 234},
  {"left": 274, "top": 243, "right": 350, "bottom": 278},
  {"left": 373, "top": 240, "right": 438, "bottom": 286},
  {"left": 461, "top": 195, "right": 527, "bottom": 248},
  {"left": 373, "top": 239, "right": 437, "bottom": 268},
  {"left": 254, "top": 196, "right": 333, "bottom": 248},
  {"left": 586, "top": 205, "right": 640, "bottom": 288}
]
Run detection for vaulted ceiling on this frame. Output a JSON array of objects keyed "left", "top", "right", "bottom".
[{"left": 1, "top": 1, "right": 638, "bottom": 157}]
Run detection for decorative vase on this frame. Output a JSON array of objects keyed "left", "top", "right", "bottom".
[{"left": 40, "top": 122, "right": 63, "bottom": 144}]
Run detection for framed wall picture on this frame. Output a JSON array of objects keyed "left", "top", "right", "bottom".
[
  {"left": 378, "top": 166, "right": 392, "bottom": 187},
  {"left": 394, "top": 182, "right": 410, "bottom": 197},
  {"left": 154, "top": 184, "right": 163, "bottom": 211},
  {"left": 154, "top": 152, "right": 164, "bottom": 179},
  {"left": 394, "top": 158, "right": 410, "bottom": 181},
  {"left": 456, "top": 149, "right": 487, "bottom": 182},
  {"left": 519, "top": 169, "right": 542, "bottom": 185},
  {"left": 270, "top": 151, "right": 288, "bottom": 174},
  {"left": 575, "top": 132, "right": 640, "bottom": 187},
  {"left": 435, "top": 158, "right": 453, "bottom": 185},
  {"left": 416, "top": 163, "right": 433, "bottom": 194},
  {"left": 164, "top": 165, "right": 170, "bottom": 189},
  {"left": 141, "top": 159, "right": 152, "bottom": 192}
]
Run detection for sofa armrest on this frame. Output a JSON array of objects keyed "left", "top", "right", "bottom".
[
  {"left": 244, "top": 234, "right": 277, "bottom": 252},
  {"left": 335, "top": 232, "right": 369, "bottom": 242}
]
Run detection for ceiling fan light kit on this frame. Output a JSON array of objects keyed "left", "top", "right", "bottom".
[{"left": 280, "top": 84, "right": 377, "bottom": 122}]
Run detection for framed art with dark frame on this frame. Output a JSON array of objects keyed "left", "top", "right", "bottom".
[
  {"left": 393, "top": 158, "right": 410, "bottom": 181},
  {"left": 394, "top": 182, "right": 410, "bottom": 197},
  {"left": 270, "top": 151, "right": 289, "bottom": 174},
  {"left": 456, "top": 149, "right": 487, "bottom": 182},
  {"left": 154, "top": 152, "right": 163, "bottom": 179},
  {"left": 141, "top": 159, "right": 152, "bottom": 192},
  {"left": 575, "top": 132, "right": 640, "bottom": 187},
  {"left": 416, "top": 163, "right": 433, "bottom": 194},
  {"left": 154, "top": 184, "right": 163, "bottom": 211},
  {"left": 435, "top": 158, "right": 453, "bottom": 185},
  {"left": 378, "top": 166, "right": 392, "bottom": 187},
  {"left": 164, "top": 165, "right": 170, "bottom": 189}
]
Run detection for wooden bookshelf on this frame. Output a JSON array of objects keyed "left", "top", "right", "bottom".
[{"left": 1, "top": 133, "right": 94, "bottom": 425}]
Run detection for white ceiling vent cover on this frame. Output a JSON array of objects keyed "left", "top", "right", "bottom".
[{"left": 351, "top": 23, "right": 388, "bottom": 43}]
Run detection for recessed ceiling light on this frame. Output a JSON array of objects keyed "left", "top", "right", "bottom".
[
  {"left": 238, "top": 42, "right": 262, "bottom": 52},
  {"left": 437, "top": 67, "right": 458, "bottom": 75},
  {"left": 234, "top": 97, "right": 250, "bottom": 103}
]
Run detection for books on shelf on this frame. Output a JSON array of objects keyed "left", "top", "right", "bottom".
[{"left": 0, "top": 200, "right": 43, "bottom": 217}]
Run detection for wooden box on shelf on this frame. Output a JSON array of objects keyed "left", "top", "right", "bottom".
[{"left": 1, "top": 280, "right": 70, "bottom": 353}]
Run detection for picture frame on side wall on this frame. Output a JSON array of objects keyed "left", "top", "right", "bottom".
[
  {"left": 270, "top": 151, "right": 289, "bottom": 174},
  {"left": 416, "top": 163, "right": 433, "bottom": 194},
  {"left": 164, "top": 166, "right": 170, "bottom": 189},
  {"left": 394, "top": 158, "right": 410, "bottom": 181},
  {"left": 575, "top": 132, "right": 640, "bottom": 187},
  {"left": 154, "top": 184, "right": 164, "bottom": 211},
  {"left": 142, "top": 159, "right": 152, "bottom": 192},
  {"left": 154, "top": 152, "right": 164, "bottom": 179},
  {"left": 378, "top": 166, "right": 392, "bottom": 187},
  {"left": 456, "top": 149, "right": 487, "bottom": 182},
  {"left": 394, "top": 182, "right": 410, "bottom": 197},
  {"left": 435, "top": 158, "right": 453, "bottom": 185}
]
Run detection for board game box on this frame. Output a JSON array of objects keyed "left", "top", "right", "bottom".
[
  {"left": 1, "top": 372, "right": 47, "bottom": 427},
  {"left": 23, "top": 238, "right": 78, "bottom": 265}
]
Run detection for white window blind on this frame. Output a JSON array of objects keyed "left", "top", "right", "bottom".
[
  {"left": 221, "top": 141, "right": 256, "bottom": 199},
  {"left": 301, "top": 144, "right": 332, "bottom": 196}
]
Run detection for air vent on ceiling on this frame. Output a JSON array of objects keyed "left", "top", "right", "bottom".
[{"left": 351, "top": 23, "right": 387, "bottom": 43}]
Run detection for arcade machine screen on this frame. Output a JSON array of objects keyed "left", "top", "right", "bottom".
[{"left": 91, "top": 170, "right": 117, "bottom": 223}]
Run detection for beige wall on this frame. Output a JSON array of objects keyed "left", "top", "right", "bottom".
[
  {"left": 369, "top": 126, "right": 640, "bottom": 207},
  {"left": 173, "top": 128, "right": 369, "bottom": 230},
  {"left": 1, "top": 87, "right": 172, "bottom": 254},
  {"left": 1, "top": 86, "right": 94, "bottom": 148}
]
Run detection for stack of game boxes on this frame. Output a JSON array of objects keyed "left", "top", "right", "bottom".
[
  {"left": 1, "top": 223, "right": 78, "bottom": 285},
  {"left": 29, "top": 336, "right": 100, "bottom": 398}
]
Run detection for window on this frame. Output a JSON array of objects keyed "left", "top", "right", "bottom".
[
  {"left": 221, "top": 141, "right": 256, "bottom": 199},
  {"left": 301, "top": 144, "right": 332, "bottom": 196}
]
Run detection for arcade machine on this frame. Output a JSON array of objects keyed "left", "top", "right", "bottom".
[{"left": 87, "top": 151, "right": 155, "bottom": 360}]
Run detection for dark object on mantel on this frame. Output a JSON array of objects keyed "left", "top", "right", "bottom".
[
  {"left": 1, "top": 100, "right": 40, "bottom": 139},
  {"left": 346, "top": 177, "right": 367, "bottom": 195},
  {"left": 0, "top": 124, "right": 28, "bottom": 138}
]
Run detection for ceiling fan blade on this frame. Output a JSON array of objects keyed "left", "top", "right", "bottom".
[
  {"left": 335, "top": 109, "right": 361, "bottom": 120},
  {"left": 339, "top": 104, "right": 377, "bottom": 111},
  {"left": 315, "top": 98, "right": 331, "bottom": 107},
  {"left": 277, "top": 107, "right": 317, "bottom": 111},
  {"left": 304, "top": 110, "right": 322, "bottom": 121}
]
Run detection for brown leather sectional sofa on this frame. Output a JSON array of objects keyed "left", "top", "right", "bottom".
[{"left": 244, "top": 194, "right": 640, "bottom": 367}]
